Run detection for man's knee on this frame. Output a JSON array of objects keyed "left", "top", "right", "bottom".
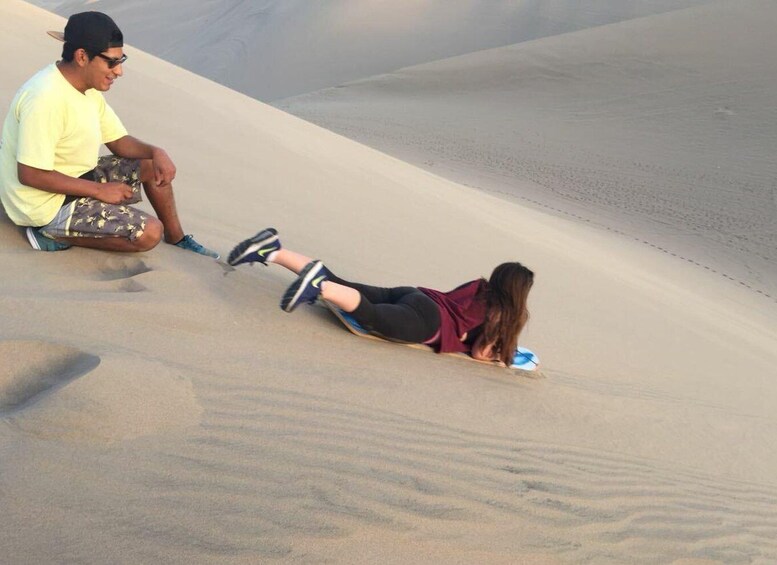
[{"left": 135, "top": 217, "right": 163, "bottom": 251}]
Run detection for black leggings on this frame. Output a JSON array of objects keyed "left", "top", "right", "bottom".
[{"left": 328, "top": 273, "right": 441, "bottom": 344}]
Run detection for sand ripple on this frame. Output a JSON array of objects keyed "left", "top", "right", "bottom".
[{"left": 41, "top": 383, "right": 770, "bottom": 563}]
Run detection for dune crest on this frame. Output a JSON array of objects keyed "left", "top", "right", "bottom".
[{"left": 31, "top": 0, "right": 716, "bottom": 100}]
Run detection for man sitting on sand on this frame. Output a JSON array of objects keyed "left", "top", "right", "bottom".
[{"left": 0, "top": 11, "right": 217, "bottom": 257}]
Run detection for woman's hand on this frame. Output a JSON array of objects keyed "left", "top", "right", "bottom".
[{"left": 471, "top": 333, "right": 499, "bottom": 363}]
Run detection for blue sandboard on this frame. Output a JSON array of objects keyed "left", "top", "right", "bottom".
[{"left": 323, "top": 301, "right": 540, "bottom": 373}]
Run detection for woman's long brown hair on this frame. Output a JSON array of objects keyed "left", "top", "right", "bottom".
[{"left": 480, "top": 262, "right": 534, "bottom": 366}]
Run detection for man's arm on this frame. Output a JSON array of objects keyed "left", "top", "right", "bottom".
[
  {"left": 17, "top": 163, "right": 134, "bottom": 204},
  {"left": 106, "top": 135, "right": 176, "bottom": 188}
]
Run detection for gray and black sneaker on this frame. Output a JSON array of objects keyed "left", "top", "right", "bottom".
[
  {"left": 227, "top": 228, "right": 281, "bottom": 267},
  {"left": 281, "top": 260, "right": 330, "bottom": 312}
]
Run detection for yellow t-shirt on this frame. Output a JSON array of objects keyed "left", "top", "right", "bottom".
[{"left": 0, "top": 63, "right": 128, "bottom": 226}]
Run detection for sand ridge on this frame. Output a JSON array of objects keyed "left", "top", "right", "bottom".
[
  {"left": 31, "top": 0, "right": 718, "bottom": 101},
  {"left": 0, "top": 340, "right": 100, "bottom": 413},
  {"left": 278, "top": 0, "right": 777, "bottom": 302}
]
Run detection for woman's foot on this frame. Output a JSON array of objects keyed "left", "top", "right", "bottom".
[
  {"left": 227, "top": 227, "right": 281, "bottom": 266},
  {"left": 281, "top": 260, "right": 330, "bottom": 312}
]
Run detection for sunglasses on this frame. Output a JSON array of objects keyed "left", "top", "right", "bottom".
[{"left": 95, "top": 52, "right": 127, "bottom": 69}]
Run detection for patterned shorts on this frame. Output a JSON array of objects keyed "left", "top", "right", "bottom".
[{"left": 40, "top": 156, "right": 149, "bottom": 241}]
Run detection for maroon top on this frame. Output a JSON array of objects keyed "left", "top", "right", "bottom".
[{"left": 418, "top": 279, "right": 488, "bottom": 354}]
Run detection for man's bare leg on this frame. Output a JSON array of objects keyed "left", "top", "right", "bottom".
[{"left": 140, "top": 159, "right": 184, "bottom": 244}]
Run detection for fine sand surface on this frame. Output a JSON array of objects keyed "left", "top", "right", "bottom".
[
  {"left": 2, "top": 1, "right": 777, "bottom": 564},
  {"left": 278, "top": 0, "right": 777, "bottom": 303},
  {"left": 31, "top": 0, "right": 716, "bottom": 101}
]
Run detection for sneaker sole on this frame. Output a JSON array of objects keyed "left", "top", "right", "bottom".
[
  {"left": 282, "top": 261, "right": 324, "bottom": 312},
  {"left": 228, "top": 230, "right": 279, "bottom": 266}
]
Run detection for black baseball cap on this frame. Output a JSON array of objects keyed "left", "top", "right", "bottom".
[{"left": 47, "top": 12, "right": 123, "bottom": 53}]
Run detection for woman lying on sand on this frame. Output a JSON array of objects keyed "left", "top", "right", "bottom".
[{"left": 227, "top": 228, "right": 534, "bottom": 365}]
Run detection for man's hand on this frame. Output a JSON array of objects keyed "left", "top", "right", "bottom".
[
  {"left": 104, "top": 137, "right": 177, "bottom": 188},
  {"left": 96, "top": 182, "right": 135, "bottom": 204},
  {"left": 151, "top": 147, "right": 176, "bottom": 188}
]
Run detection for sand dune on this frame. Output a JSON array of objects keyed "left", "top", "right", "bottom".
[
  {"left": 278, "top": 0, "right": 777, "bottom": 304},
  {"left": 2, "top": 1, "right": 777, "bottom": 563},
  {"left": 31, "top": 0, "right": 716, "bottom": 101}
]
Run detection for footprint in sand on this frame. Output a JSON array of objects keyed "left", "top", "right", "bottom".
[
  {"left": 95, "top": 256, "right": 151, "bottom": 280},
  {"left": 93, "top": 256, "right": 151, "bottom": 292},
  {"left": 0, "top": 340, "right": 99, "bottom": 414},
  {"left": 714, "top": 106, "right": 735, "bottom": 118}
]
